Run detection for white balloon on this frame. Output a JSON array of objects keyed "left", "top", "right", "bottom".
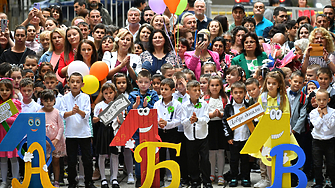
[{"left": 67, "top": 60, "right": 89, "bottom": 77}]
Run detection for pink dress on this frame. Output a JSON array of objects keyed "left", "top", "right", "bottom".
[
  {"left": 38, "top": 108, "right": 66, "bottom": 158},
  {"left": 0, "top": 99, "right": 21, "bottom": 158}
]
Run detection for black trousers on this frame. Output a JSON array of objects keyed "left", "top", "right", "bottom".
[
  {"left": 158, "top": 128, "right": 179, "bottom": 181},
  {"left": 185, "top": 137, "right": 211, "bottom": 184},
  {"left": 229, "top": 140, "right": 250, "bottom": 180},
  {"left": 312, "top": 138, "right": 335, "bottom": 186},
  {"left": 175, "top": 132, "right": 189, "bottom": 180},
  {"left": 66, "top": 138, "right": 93, "bottom": 185}
]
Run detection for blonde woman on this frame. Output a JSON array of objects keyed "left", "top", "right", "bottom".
[
  {"left": 207, "top": 20, "right": 224, "bottom": 43},
  {"left": 301, "top": 27, "right": 335, "bottom": 74}
]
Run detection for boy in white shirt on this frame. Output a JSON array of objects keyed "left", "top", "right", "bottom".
[
  {"left": 310, "top": 89, "right": 335, "bottom": 188},
  {"left": 59, "top": 72, "right": 96, "bottom": 188},
  {"left": 181, "top": 80, "right": 212, "bottom": 188},
  {"left": 153, "top": 78, "right": 182, "bottom": 187},
  {"left": 20, "top": 78, "right": 41, "bottom": 112}
]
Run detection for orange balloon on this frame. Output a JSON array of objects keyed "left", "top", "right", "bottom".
[
  {"left": 90, "top": 61, "right": 109, "bottom": 81},
  {"left": 164, "top": 0, "right": 180, "bottom": 13}
]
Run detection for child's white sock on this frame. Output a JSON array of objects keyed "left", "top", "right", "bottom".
[
  {"left": 98, "top": 155, "right": 107, "bottom": 180},
  {"left": 110, "top": 153, "right": 119, "bottom": 180},
  {"left": 123, "top": 149, "right": 133, "bottom": 174}
]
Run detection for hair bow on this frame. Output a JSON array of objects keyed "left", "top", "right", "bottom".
[{"left": 0, "top": 77, "right": 13, "bottom": 81}]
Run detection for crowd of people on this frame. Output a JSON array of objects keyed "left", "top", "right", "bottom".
[{"left": 0, "top": 0, "right": 335, "bottom": 187}]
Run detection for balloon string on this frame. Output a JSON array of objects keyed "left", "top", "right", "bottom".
[{"left": 162, "top": 14, "right": 179, "bottom": 67}]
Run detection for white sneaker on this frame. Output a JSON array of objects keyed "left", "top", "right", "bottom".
[
  {"left": 0, "top": 182, "right": 7, "bottom": 188},
  {"left": 254, "top": 179, "right": 270, "bottom": 187},
  {"left": 78, "top": 178, "right": 85, "bottom": 187},
  {"left": 127, "top": 173, "right": 135, "bottom": 184}
]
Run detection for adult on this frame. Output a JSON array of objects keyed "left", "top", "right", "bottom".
[
  {"left": 133, "top": 0, "right": 147, "bottom": 12},
  {"left": 184, "top": 29, "right": 221, "bottom": 80},
  {"left": 78, "top": 22, "right": 94, "bottom": 41},
  {"left": 97, "top": 35, "right": 114, "bottom": 60},
  {"left": 301, "top": 27, "right": 335, "bottom": 74},
  {"left": 194, "top": 0, "right": 212, "bottom": 31},
  {"left": 51, "top": 5, "right": 70, "bottom": 27},
  {"left": 41, "top": 8, "right": 51, "bottom": 19},
  {"left": 231, "top": 32, "right": 267, "bottom": 79},
  {"left": 39, "top": 28, "right": 65, "bottom": 82},
  {"left": 207, "top": 20, "right": 223, "bottom": 43},
  {"left": 181, "top": 13, "right": 197, "bottom": 33},
  {"left": 177, "top": 0, "right": 195, "bottom": 23},
  {"left": 263, "top": 7, "right": 288, "bottom": 38},
  {"left": 45, "top": 17, "right": 58, "bottom": 31},
  {"left": 209, "top": 36, "right": 226, "bottom": 67},
  {"left": 126, "top": 7, "right": 141, "bottom": 41},
  {"left": 264, "top": 0, "right": 281, "bottom": 22},
  {"left": 21, "top": 8, "right": 46, "bottom": 42},
  {"left": 76, "top": 39, "right": 98, "bottom": 68},
  {"left": 88, "top": 10, "right": 102, "bottom": 33},
  {"left": 37, "top": 30, "right": 51, "bottom": 57},
  {"left": 213, "top": 15, "right": 228, "bottom": 33},
  {"left": 242, "top": 16, "right": 256, "bottom": 33},
  {"left": 297, "top": 16, "right": 311, "bottom": 27},
  {"left": 150, "top": 15, "right": 164, "bottom": 31},
  {"left": 297, "top": 0, "right": 316, "bottom": 27},
  {"left": 253, "top": 2, "right": 273, "bottom": 36},
  {"left": 179, "top": 27, "right": 195, "bottom": 50},
  {"left": 135, "top": 23, "right": 154, "bottom": 51},
  {"left": 223, "top": 32, "right": 233, "bottom": 54},
  {"left": 103, "top": 30, "right": 140, "bottom": 81},
  {"left": 177, "top": 38, "right": 191, "bottom": 65},
  {"left": 74, "top": 0, "right": 87, "bottom": 15},
  {"left": 229, "top": 4, "right": 245, "bottom": 32},
  {"left": 87, "top": 0, "right": 112, "bottom": 25},
  {"left": 0, "top": 26, "right": 14, "bottom": 55},
  {"left": 286, "top": 20, "right": 298, "bottom": 42},
  {"left": 141, "top": 6, "right": 155, "bottom": 24},
  {"left": 315, "top": 14, "right": 330, "bottom": 29},
  {"left": 92, "top": 24, "right": 106, "bottom": 50},
  {"left": 324, "top": 5, "right": 335, "bottom": 33},
  {"left": 271, "top": 32, "right": 294, "bottom": 50},
  {"left": 58, "top": 26, "right": 83, "bottom": 79},
  {"left": 25, "top": 24, "right": 40, "bottom": 53},
  {"left": 289, "top": 38, "right": 309, "bottom": 71},
  {"left": 141, "top": 30, "right": 179, "bottom": 75},
  {"left": 230, "top": 26, "right": 248, "bottom": 56},
  {"left": 297, "top": 23, "right": 314, "bottom": 39},
  {"left": 71, "top": 16, "right": 86, "bottom": 26},
  {"left": 0, "top": 26, "right": 36, "bottom": 65}
]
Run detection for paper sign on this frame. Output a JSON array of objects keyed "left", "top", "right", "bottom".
[
  {"left": 0, "top": 99, "right": 19, "bottom": 123},
  {"left": 98, "top": 94, "right": 130, "bottom": 125},
  {"left": 227, "top": 103, "right": 264, "bottom": 130}
]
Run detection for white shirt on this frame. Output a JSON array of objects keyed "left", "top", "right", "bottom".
[
  {"left": 310, "top": 106, "right": 335, "bottom": 140},
  {"left": 181, "top": 98, "right": 210, "bottom": 140},
  {"left": 154, "top": 98, "right": 182, "bottom": 130},
  {"left": 207, "top": 96, "right": 224, "bottom": 121},
  {"left": 21, "top": 100, "right": 41, "bottom": 113},
  {"left": 94, "top": 101, "right": 109, "bottom": 119},
  {"left": 102, "top": 51, "right": 142, "bottom": 74},
  {"left": 60, "top": 92, "right": 91, "bottom": 138},
  {"left": 125, "top": 24, "right": 141, "bottom": 41},
  {"left": 172, "top": 91, "right": 190, "bottom": 132},
  {"left": 232, "top": 100, "right": 250, "bottom": 141}
]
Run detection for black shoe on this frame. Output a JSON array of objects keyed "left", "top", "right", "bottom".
[
  {"left": 313, "top": 185, "right": 323, "bottom": 188},
  {"left": 111, "top": 179, "right": 119, "bottom": 188},
  {"left": 85, "top": 181, "right": 97, "bottom": 188},
  {"left": 135, "top": 178, "right": 141, "bottom": 188},
  {"left": 101, "top": 179, "right": 109, "bottom": 188},
  {"left": 203, "top": 182, "right": 213, "bottom": 188},
  {"left": 181, "top": 178, "right": 190, "bottom": 187},
  {"left": 229, "top": 179, "right": 238, "bottom": 187},
  {"left": 241, "top": 179, "right": 251, "bottom": 187},
  {"left": 190, "top": 181, "right": 201, "bottom": 188}
]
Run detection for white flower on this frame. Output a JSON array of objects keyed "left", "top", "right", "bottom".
[
  {"left": 43, "top": 164, "right": 48, "bottom": 172},
  {"left": 23, "top": 152, "right": 34, "bottom": 162},
  {"left": 125, "top": 139, "right": 135, "bottom": 149},
  {"left": 283, "top": 152, "right": 289, "bottom": 164},
  {"left": 114, "top": 36, "right": 119, "bottom": 42}
]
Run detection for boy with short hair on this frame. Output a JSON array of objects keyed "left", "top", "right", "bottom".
[
  {"left": 22, "top": 69, "right": 35, "bottom": 81},
  {"left": 33, "top": 81, "right": 45, "bottom": 102},
  {"left": 245, "top": 78, "right": 261, "bottom": 105},
  {"left": 153, "top": 78, "right": 182, "bottom": 187},
  {"left": 0, "top": 62, "right": 12, "bottom": 78},
  {"left": 310, "top": 89, "right": 335, "bottom": 188},
  {"left": 160, "top": 63, "right": 175, "bottom": 78},
  {"left": 60, "top": 72, "right": 96, "bottom": 188},
  {"left": 20, "top": 78, "right": 41, "bottom": 113},
  {"left": 23, "top": 55, "right": 39, "bottom": 74},
  {"left": 127, "top": 70, "right": 159, "bottom": 187},
  {"left": 222, "top": 81, "right": 252, "bottom": 187},
  {"left": 302, "top": 64, "right": 321, "bottom": 94},
  {"left": 43, "top": 72, "right": 62, "bottom": 110},
  {"left": 151, "top": 74, "right": 165, "bottom": 98},
  {"left": 181, "top": 80, "right": 212, "bottom": 188}
]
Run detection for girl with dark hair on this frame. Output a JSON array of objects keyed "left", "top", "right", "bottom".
[
  {"left": 231, "top": 32, "right": 267, "bottom": 79},
  {"left": 141, "top": 30, "right": 179, "bottom": 75},
  {"left": 134, "top": 41, "right": 144, "bottom": 56}
]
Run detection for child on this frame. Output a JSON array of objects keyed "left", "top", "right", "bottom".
[
  {"left": 127, "top": 70, "right": 159, "bottom": 187},
  {"left": 93, "top": 83, "right": 121, "bottom": 188},
  {"left": 302, "top": 64, "right": 321, "bottom": 94},
  {"left": 310, "top": 89, "right": 335, "bottom": 188},
  {"left": 0, "top": 79, "right": 21, "bottom": 188},
  {"left": 203, "top": 75, "right": 227, "bottom": 186},
  {"left": 222, "top": 81, "right": 252, "bottom": 187},
  {"left": 225, "top": 65, "right": 243, "bottom": 98},
  {"left": 112, "top": 73, "right": 134, "bottom": 184},
  {"left": 59, "top": 72, "right": 96, "bottom": 188},
  {"left": 0, "top": 62, "right": 12, "bottom": 78},
  {"left": 22, "top": 69, "right": 35, "bottom": 81},
  {"left": 37, "top": 62, "right": 53, "bottom": 82},
  {"left": 200, "top": 74, "right": 210, "bottom": 97},
  {"left": 43, "top": 72, "right": 63, "bottom": 110},
  {"left": 181, "top": 80, "right": 212, "bottom": 188},
  {"left": 306, "top": 80, "right": 320, "bottom": 97},
  {"left": 182, "top": 69, "right": 196, "bottom": 82},
  {"left": 201, "top": 62, "right": 217, "bottom": 75},
  {"left": 253, "top": 66, "right": 269, "bottom": 89},
  {"left": 281, "top": 67, "right": 292, "bottom": 88},
  {"left": 7, "top": 66, "right": 23, "bottom": 101},
  {"left": 160, "top": 63, "right": 175, "bottom": 79},
  {"left": 33, "top": 81, "right": 45, "bottom": 102},
  {"left": 245, "top": 78, "right": 261, "bottom": 105},
  {"left": 38, "top": 89, "right": 66, "bottom": 187},
  {"left": 23, "top": 55, "right": 39, "bottom": 74},
  {"left": 151, "top": 74, "right": 165, "bottom": 99},
  {"left": 153, "top": 78, "right": 182, "bottom": 187},
  {"left": 20, "top": 78, "right": 41, "bottom": 113}
]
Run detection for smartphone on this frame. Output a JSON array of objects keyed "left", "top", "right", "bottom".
[
  {"left": 197, "top": 33, "right": 204, "bottom": 44},
  {"left": 34, "top": 3, "right": 40, "bottom": 10},
  {"left": 310, "top": 43, "right": 323, "bottom": 57},
  {"left": 1, "top": 19, "right": 7, "bottom": 33}
]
